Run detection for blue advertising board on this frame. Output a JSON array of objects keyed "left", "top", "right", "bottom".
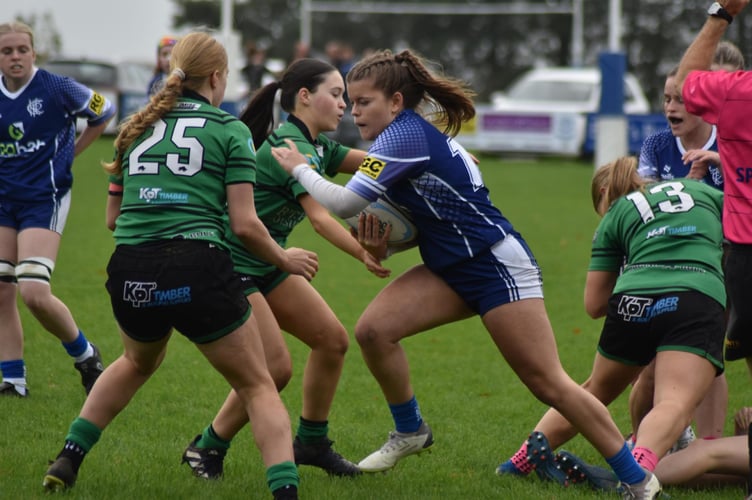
[{"left": 583, "top": 113, "right": 668, "bottom": 155}]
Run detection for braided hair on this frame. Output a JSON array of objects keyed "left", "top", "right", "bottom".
[{"left": 346, "top": 49, "right": 475, "bottom": 136}]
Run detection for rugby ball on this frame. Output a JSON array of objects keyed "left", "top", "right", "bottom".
[{"left": 345, "top": 198, "right": 418, "bottom": 251}]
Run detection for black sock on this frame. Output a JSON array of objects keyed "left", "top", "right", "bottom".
[
  {"left": 272, "top": 485, "right": 298, "bottom": 500},
  {"left": 57, "top": 440, "right": 86, "bottom": 473}
]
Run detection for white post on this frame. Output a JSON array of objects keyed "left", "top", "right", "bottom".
[
  {"left": 609, "top": 0, "right": 622, "bottom": 51},
  {"left": 595, "top": 1, "right": 627, "bottom": 169},
  {"left": 218, "top": 0, "right": 244, "bottom": 113},
  {"left": 221, "top": 0, "right": 233, "bottom": 40},
  {"left": 571, "top": 0, "right": 584, "bottom": 67},
  {"left": 301, "top": 0, "right": 312, "bottom": 47}
]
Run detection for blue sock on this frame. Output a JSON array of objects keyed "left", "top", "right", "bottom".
[
  {"left": 62, "top": 331, "right": 89, "bottom": 357},
  {"left": 606, "top": 443, "right": 645, "bottom": 485},
  {"left": 0, "top": 359, "right": 25, "bottom": 379},
  {"left": 389, "top": 395, "right": 422, "bottom": 433}
]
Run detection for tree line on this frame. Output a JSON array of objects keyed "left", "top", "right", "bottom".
[{"left": 173, "top": 0, "right": 750, "bottom": 109}]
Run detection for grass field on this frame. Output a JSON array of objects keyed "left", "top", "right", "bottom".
[{"left": 0, "top": 139, "right": 749, "bottom": 499}]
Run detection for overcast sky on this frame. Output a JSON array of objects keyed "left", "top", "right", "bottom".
[{"left": 15, "top": 0, "right": 177, "bottom": 62}]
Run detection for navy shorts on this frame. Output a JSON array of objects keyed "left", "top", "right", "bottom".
[
  {"left": 725, "top": 243, "right": 752, "bottom": 360},
  {"left": 0, "top": 191, "right": 71, "bottom": 233},
  {"left": 598, "top": 291, "right": 724, "bottom": 373},
  {"left": 105, "top": 240, "right": 251, "bottom": 344},
  {"left": 435, "top": 233, "right": 544, "bottom": 316}
]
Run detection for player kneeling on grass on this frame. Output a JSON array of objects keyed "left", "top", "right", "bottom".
[{"left": 271, "top": 48, "right": 661, "bottom": 499}]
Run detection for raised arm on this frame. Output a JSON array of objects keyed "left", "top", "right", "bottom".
[{"left": 675, "top": 1, "right": 749, "bottom": 94}]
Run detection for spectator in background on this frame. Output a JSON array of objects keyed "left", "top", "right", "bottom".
[
  {"left": 325, "top": 40, "right": 356, "bottom": 101},
  {"left": 0, "top": 21, "right": 112, "bottom": 398},
  {"left": 241, "top": 41, "right": 269, "bottom": 95},
  {"left": 324, "top": 40, "right": 360, "bottom": 147},
  {"left": 147, "top": 35, "right": 178, "bottom": 96}
]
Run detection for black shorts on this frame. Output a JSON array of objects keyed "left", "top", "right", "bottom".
[
  {"left": 724, "top": 243, "right": 752, "bottom": 360},
  {"left": 105, "top": 240, "right": 251, "bottom": 344},
  {"left": 598, "top": 291, "right": 724, "bottom": 373},
  {"left": 236, "top": 268, "right": 288, "bottom": 296}
]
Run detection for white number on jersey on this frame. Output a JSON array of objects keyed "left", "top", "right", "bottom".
[
  {"left": 626, "top": 181, "right": 695, "bottom": 224},
  {"left": 447, "top": 137, "right": 484, "bottom": 191},
  {"left": 128, "top": 118, "right": 207, "bottom": 176}
]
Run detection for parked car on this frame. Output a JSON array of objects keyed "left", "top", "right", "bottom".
[
  {"left": 491, "top": 67, "right": 650, "bottom": 115},
  {"left": 41, "top": 59, "right": 152, "bottom": 134},
  {"left": 457, "top": 67, "right": 654, "bottom": 156}
]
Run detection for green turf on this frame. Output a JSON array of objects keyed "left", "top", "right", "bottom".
[{"left": 0, "top": 140, "right": 748, "bottom": 499}]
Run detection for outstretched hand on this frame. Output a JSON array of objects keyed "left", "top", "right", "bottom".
[
  {"left": 271, "top": 139, "right": 309, "bottom": 175},
  {"left": 362, "top": 251, "right": 391, "bottom": 278}
]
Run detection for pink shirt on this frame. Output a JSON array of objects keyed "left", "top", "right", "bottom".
[{"left": 684, "top": 69, "right": 752, "bottom": 244}]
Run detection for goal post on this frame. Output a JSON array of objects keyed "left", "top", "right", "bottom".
[{"left": 299, "top": 0, "right": 583, "bottom": 66}]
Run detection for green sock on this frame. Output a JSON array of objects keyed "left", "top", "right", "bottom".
[
  {"left": 196, "top": 424, "right": 231, "bottom": 450},
  {"left": 65, "top": 417, "right": 102, "bottom": 453},
  {"left": 296, "top": 417, "right": 328, "bottom": 444},
  {"left": 267, "top": 460, "right": 299, "bottom": 493}
]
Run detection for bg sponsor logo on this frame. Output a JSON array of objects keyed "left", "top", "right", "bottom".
[
  {"left": 358, "top": 156, "right": 385, "bottom": 179},
  {"left": 646, "top": 225, "right": 669, "bottom": 239},
  {"left": 616, "top": 295, "right": 653, "bottom": 322},
  {"left": 139, "top": 187, "right": 162, "bottom": 201},
  {"left": 88, "top": 92, "right": 106, "bottom": 115},
  {"left": 735, "top": 167, "right": 752, "bottom": 183},
  {"left": 138, "top": 187, "right": 189, "bottom": 203},
  {"left": 9, "top": 121, "right": 24, "bottom": 140},
  {"left": 123, "top": 281, "right": 157, "bottom": 307},
  {"left": 618, "top": 295, "right": 679, "bottom": 322},
  {"left": 0, "top": 139, "right": 46, "bottom": 158},
  {"left": 123, "top": 281, "right": 191, "bottom": 307}
]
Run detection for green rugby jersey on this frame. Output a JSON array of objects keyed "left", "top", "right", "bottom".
[
  {"left": 112, "top": 96, "right": 256, "bottom": 249},
  {"left": 226, "top": 118, "right": 350, "bottom": 275},
  {"left": 589, "top": 178, "right": 725, "bottom": 306}
]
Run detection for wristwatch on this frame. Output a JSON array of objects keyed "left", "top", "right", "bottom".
[{"left": 708, "top": 2, "right": 733, "bottom": 24}]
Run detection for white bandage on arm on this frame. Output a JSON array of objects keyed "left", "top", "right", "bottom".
[{"left": 291, "top": 164, "right": 370, "bottom": 218}]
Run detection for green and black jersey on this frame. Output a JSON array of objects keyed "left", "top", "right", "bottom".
[
  {"left": 112, "top": 96, "right": 256, "bottom": 250},
  {"left": 590, "top": 178, "right": 725, "bottom": 306},
  {"left": 226, "top": 118, "right": 350, "bottom": 275}
]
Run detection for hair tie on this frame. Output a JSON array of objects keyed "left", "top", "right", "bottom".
[{"left": 171, "top": 68, "right": 186, "bottom": 81}]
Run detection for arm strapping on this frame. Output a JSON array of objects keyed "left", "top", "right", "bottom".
[{"left": 292, "top": 164, "right": 370, "bottom": 218}]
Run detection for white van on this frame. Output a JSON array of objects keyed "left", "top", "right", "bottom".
[
  {"left": 457, "top": 67, "right": 652, "bottom": 156},
  {"left": 491, "top": 67, "right": 650, "bottom": 115}
]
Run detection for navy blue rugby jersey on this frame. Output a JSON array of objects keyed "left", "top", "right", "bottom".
[
  {"left": 345, "top": 109, "right": 516, "bottom": 270},
  {"left": 638, "top": 127, "right": 723, "bottom": 190},
  {"left": 0, "top": 68, "right": 116, "bottom": 202}
]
